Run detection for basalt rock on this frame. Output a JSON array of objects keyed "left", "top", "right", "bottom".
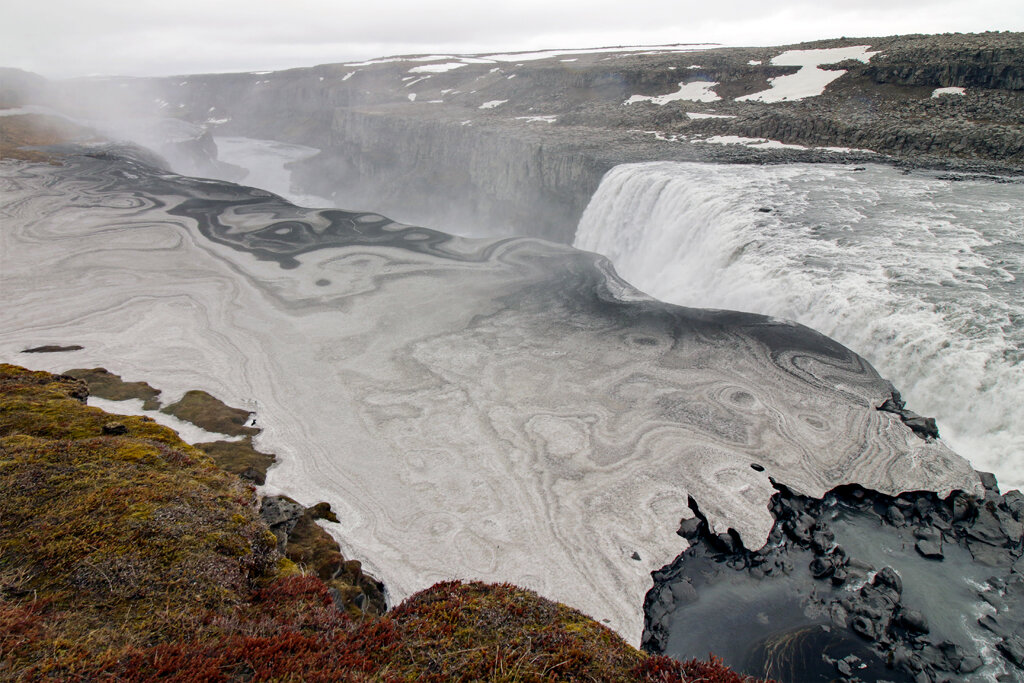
[{"left": 644, "top": 474, "right": 1024, "bottom": 682}]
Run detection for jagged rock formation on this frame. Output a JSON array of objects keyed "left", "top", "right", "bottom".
[{"left": 645, "top": 477, "right": 1024, "bottom": 681}]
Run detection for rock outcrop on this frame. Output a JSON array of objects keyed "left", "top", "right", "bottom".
[{"left": 645, "top": 474, "right": 1024, "bottom": 682}]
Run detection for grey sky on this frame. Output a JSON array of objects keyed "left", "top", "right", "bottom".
[{"left": 3, "top": 0, "right": 1022, "bottom": 78}]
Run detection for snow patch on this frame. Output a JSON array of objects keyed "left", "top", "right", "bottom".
[
  {"left": 932, "top": 87, "right": 966, "bottom": 98},
  {"left": 409, "top": 62, "right": 467, "bottom": 74},
  {"left": 342, "top": 71, "right": 356, "bottom": 81},
  {"left": 515, "top": 115, "right": 558, "bottom": 123},
  {"left": 686, "top": 112, "right": 736, "bottom": 119},
  {"left": 736, "top": 46, "right": 879, "bottom": 103},
  {"left": 407, "top": 93, "right": 417, "bottom": 102},
  {"left": 624, "top": 80, "right": 720, "bottom": 105},
  {"left": 479, "top": 99, "right": 508, "bottom": 109},
  {"left": 483, "top": 44, "right": 711, "bottom": 62}
]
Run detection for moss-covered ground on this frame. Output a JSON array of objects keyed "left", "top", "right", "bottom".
[{"left": 0, "top": 363, "right": 766, "bottom": 682}]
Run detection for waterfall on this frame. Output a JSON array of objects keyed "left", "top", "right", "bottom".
[{"left": 576, "top": 161, "right": 1024, "bottom": 489}]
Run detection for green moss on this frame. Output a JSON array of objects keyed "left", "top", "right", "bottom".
[
  {"left": 194, "top": 436, "right": 275, "bottom": 484},
  {"left": 0, "top": 363, "right": 277, "bottom": 668},
  {"left": 161, "top": 390, "right": 258, "bottom": 437},
  {"left": 63, "top": 367, "right": 162, "bottom": 410}
]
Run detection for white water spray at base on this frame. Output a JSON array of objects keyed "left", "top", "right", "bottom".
[{"left": 575, "top": 162, "right": 1024, "bottom": 490}]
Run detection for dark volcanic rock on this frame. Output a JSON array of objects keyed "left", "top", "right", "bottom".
[
  {"left": 22, "top": 344, "right": 83, "bottom": 353},
  {"left": 644, "top": 474, "right": 1024, "bottom": 682}
]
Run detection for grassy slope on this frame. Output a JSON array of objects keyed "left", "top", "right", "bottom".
[{"left": 0, "top": 364, "right": 765, "bottom": 682}]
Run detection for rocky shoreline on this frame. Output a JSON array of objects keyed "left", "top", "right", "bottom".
[
  {"left": 55, "top": 363, "right": 389, "bottom": 616},
  {"left": 0, "top": 362, "right": 765, "bottom": 681},
  {"left": 23, "top": 358, "right": 1023, "bottom": 682}
]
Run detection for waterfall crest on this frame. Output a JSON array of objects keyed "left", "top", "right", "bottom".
[{"left": 576, "top": 161, "right": 1024, "bottom": 489}]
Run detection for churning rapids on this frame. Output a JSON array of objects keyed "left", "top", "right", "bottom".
[
  {"left": 576, "top": 162, "right": 1024, "bottom": 490},
  {"left": 0, "top": 149, "right": 982, "bottom": 646}
]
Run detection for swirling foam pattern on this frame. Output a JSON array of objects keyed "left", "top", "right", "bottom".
[{"left": 0, "top": 152, "right": 981, "bottom": 644}]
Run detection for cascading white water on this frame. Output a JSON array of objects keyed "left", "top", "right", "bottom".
[{"left": 576, "top": 162, "right": 1024, "bottom": 489}]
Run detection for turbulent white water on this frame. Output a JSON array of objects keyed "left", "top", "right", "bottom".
[{"left": 576, "top": 162, "right": 1024, "bottom": 490}]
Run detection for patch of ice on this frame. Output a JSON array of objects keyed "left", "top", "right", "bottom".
[
  {"left": 624, "top": 80, "right": 720, "bottom": 105},
  {"left": 736, "top": 46, "right": 879, "bottom": 103},
  {"left": 479, "top": 99, "right": 508, "bottom": 109},
  {"left": 409, "top": 63, "right": 467, "bottom": 74},
  {"left": 932, "top": 87, "right": 966, "bottom": 98},
  {"left": 560, "top": 58, "right": 578, "bottom": 62},
  {"left": 686, "top": 112, "right": 735, "bottom": 119},
  {"left": 515, "top": 115, "right": 558, "bottom": 123},
  {"left": 748, "top": 60, "right": 762, "bottom": 65}
]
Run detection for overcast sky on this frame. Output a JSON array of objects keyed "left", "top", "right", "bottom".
[{"left": 3, "top": 0, "right": 1022, "bottom": 78}]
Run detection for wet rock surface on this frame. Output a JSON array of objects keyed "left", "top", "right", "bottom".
[{"left": 644, "top": 474, "right": 1024, "bottom": 682}]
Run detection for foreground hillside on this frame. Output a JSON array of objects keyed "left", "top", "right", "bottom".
[{"left": 0, "top": 363, "right": 762, "bottom": 682}]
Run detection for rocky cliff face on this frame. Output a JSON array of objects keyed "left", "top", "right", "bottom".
[
  {"left": 30, "top": 32, "right": 1023, "bottom": 244},
  {"left": 291, "top": 108, "right": 612, "bottom": 237}
]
